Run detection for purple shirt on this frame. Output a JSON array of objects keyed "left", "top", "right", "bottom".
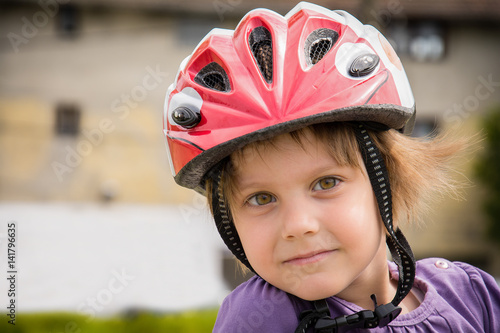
[{"left": 214, "top": 258, "right": 500, "bottom": 332}]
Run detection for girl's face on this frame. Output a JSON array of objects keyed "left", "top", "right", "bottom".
[{"left": 230, "top": 130, "right": 389, "bottom": 303}]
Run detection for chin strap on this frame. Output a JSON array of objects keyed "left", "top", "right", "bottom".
[
  {"left": 294, "top": 123, "right": 415, "bottom": 333},
  {"left": 295, "top": 295, "right": 401, "bottom": 333},
  {"left": 209, "top": 160, "right": 254, "bottom": 273},
  {"left": 354, "top": 123, "right": 415, "bottom": 307}
]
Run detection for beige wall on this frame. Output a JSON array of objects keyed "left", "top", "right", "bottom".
[{"left": 405, "top": 24, "right": 500, "bottom": 118}]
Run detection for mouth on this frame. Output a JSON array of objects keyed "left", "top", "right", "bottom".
[{"left": 283, "top": 249, "right": 335, "bottom": 266}]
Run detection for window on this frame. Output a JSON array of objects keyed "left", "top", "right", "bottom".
[
  {"left": 411, "top": 117, "right": 439, "bottom": 138},
  {"left": 55, "top": 103, "right": 80, "bottom": 136},
  {"left": 57, "top": 4, "right": 80, "bottom": 38},
  {"left": 387, "top": 21, "right": 446, "bottom": 62},
  {"left": 409, "top": 22, "right": 445, "bottom": 62},
  {"left": 221, "top": 251, "right": 253, "bottom": 290}
]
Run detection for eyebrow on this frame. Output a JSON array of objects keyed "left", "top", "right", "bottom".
[{"left": 234, "top": 163, "right": 348, "bottom": 193}]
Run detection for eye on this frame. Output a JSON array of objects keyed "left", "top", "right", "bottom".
[
  {"left": 247, "top": 193, "right": 275, "bottom": 206},
  {"left": 312, "top": 177, "right": 339, "bottom": 191}
]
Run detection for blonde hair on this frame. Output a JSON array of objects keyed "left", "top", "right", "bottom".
[{"left": 215, "top": 122, "right": 467, "bottom": 228}]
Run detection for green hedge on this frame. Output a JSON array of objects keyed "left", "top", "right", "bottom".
[
  {"left": 0, "top": 310, "right": 218, "bottom": 333},
  {"left": 475, "top": 105, "right": 500, "bottom": 246}
]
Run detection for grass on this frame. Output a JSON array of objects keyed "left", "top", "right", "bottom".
[{"left": 0, "top": 309, "right": 218, "bottom": 333}]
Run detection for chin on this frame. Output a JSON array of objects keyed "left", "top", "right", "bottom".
[
  {"left": 283, "top": 280, "right": 341, "bottom": 301},
  {"left": 263, "top": 269, "right": 344, "bottom": 301},
  {"left": 292, "top": 287, "right": 337, "bottom": 301}
]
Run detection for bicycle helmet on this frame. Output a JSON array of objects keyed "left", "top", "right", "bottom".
[{"left": 164, "top": 2, "right": 416, "bottom": 331}]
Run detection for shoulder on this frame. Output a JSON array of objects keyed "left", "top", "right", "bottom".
[
  {"left": 213, "top": 276, "right": 301, "bottom": 333},
  {"left": 415, "top": 258, "right": 500, "bottom": 330},
  {"left": 415, "top": 257, "right": 499, "bottom": 291}
]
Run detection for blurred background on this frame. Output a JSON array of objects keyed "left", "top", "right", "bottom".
[{"left": 0, "top": 0, "right": 499, "bottom": 331}]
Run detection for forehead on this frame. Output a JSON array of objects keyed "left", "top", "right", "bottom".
[
  {"left": 234, "top": 128, "right": 327, "bottom": 168},
  {"left": 230, "top": 124, "right": 361, "bottom": 171}
]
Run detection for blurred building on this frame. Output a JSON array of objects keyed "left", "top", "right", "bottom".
[{"left": 0, "top": 0, "right": 499, "bottom": 314}]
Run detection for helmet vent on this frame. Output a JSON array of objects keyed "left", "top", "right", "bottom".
[
  {"left": 305, "top": 28, "right": 338, "bottom": 67},
  {"left": 248, "top": 26, "right": 273, "bottom": 83},
  {"left": 194, "top": 62, "right": 231, "bottom": 92}
]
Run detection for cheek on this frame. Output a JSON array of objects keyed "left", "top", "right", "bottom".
[
  {"left": 334, "top": 186, "right": 382, "bottom": 237},
  {"left": 233, "top": 215, "right": 275, "bottom": 265}
]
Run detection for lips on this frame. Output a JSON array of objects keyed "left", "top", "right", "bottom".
[{"left": 284, "top": 249, "right": 335, "bottom": 266}]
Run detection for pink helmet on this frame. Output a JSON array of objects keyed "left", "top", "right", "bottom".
[{"left": 164, "top": 2, "right": 415, "bottom": 193}]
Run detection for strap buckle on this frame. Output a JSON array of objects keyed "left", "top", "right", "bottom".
[
  {"left": 302, "top": 295, "right": 401, "bottom": 332},
  {"left": 315, "top": 310, "right": 377, "bottom": 332},
  {"left": 374, "top": 303, "right": 402, "bottom": 327}
]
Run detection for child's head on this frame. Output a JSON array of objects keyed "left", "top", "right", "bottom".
[{"left": 162, "top": 1, "right": 450, "bottom": 307}]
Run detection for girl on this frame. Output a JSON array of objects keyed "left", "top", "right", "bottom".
[{"left": 163, "top": 2, "right": 500, "bottom": 331}]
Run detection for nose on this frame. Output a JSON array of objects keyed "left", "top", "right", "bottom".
[{"left": 281, "top": 197, "right": 320, "bottom": 239}]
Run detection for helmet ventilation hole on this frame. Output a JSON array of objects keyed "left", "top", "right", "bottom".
[
  {"left": 203, "top": 73, "right": 224, "bottom": 90},
  {"left": 310, "top": 39, "right": 332, "bottom": 64},
  {"left": 249, "top": 26, "right": 273, "bottom": 83},
  {"left": 305, "top": 28, "right": 338, "bottom": 67},
  {"left": 194, "top": 62, "right": 231, "bottom": 92}
]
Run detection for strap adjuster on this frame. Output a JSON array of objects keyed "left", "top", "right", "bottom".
[
  {"left": 295, "top": 295, "right": 402, "bottom": 333},
  {"left": 374, "top": 303, "right": 402, "bottom": 327}
]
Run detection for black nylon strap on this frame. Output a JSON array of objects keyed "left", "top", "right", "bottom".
[
  {"left": 353, "top": 123, "right": 415, "bottom": 305},
  {"left": 295, "top": 311, "right": 326, "bottom": 333},
  {"left": 210, "top": 166, "right": 254, "bottom": 272},
  {"left": 295, "top": 299, "right": 330, "bottom": 333}
]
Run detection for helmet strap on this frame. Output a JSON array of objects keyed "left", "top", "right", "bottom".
[
  {"left": 353, "top": 123, "right": 415, "bottom": 306},
  {"left": 209, "top": 163, "right": 254, "bottom": 272}
]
